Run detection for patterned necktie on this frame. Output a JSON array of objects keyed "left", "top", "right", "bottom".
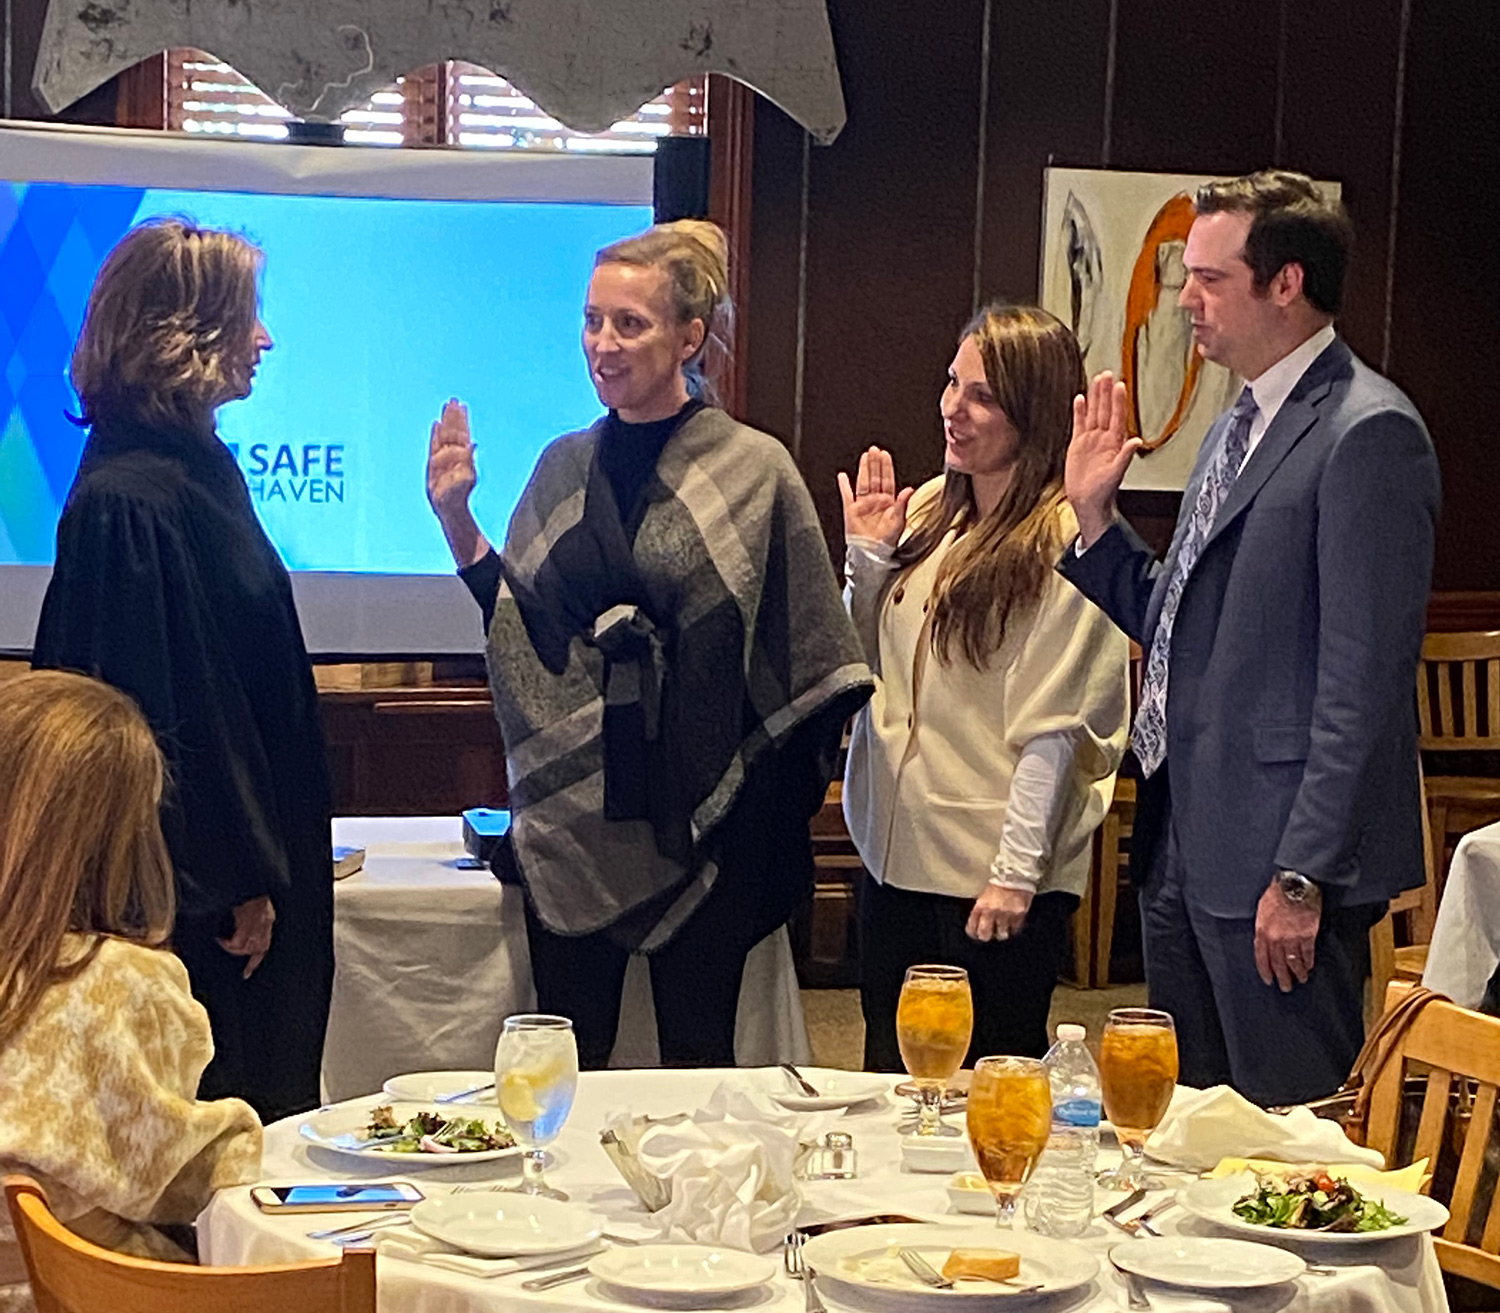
[{"left": 1132, "top": 386, "right": 1259, "bottom": 777}]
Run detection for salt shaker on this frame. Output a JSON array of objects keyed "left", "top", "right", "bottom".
[{"left": 805, "top": 1131, "right": 857, "bottom": 1180}]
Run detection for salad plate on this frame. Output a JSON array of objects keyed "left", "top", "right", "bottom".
[
  {"left": 589, "top": 1245, "right": 778, "bottom": 1303},
  {"left": 764, "top": 1067, "right": 890, "bottom": 1112},
  {"left": 410, "top": 1193, "right": 599, "bottom": 1256},
  {"left": 1110, "top": 1236, "right": 1305, "bottom": 1290},
  {"left": 1178, "top": 1171, "right": 1449, "bottom": 1244},
  {"left": 300, "top": 1101, "right": 520, "bottom": 1167},
  {"left": 382, "top": 1070, "right": 495, "bottom": 1103}
]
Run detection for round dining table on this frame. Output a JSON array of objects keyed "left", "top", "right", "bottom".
[{"left": 198, "top": 1068, "right": 1448, "bottom": 1313}]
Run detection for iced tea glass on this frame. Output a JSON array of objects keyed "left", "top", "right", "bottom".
[
  {"left": 1098, "top": 1007, "right": 1178, "bottom": 1191},
  {"left": 495, "top": 1014, "right": 579, "bottom": 1200},
  {"left": 966, "top": 1056, "right": 1052, "bottom": 1228},
  {"left": 896, "top": 965, "right": 974, "bottom": 1136}
]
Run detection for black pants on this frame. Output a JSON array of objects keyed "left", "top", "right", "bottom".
[
  {"left": 523, "top": 881, "right": 759, "bottom": 1070},
  {"left": 859, "top": 877, "right": 1078, "bottom": 1070},
  {"left": 1140, "top": 819, "right": 1380, "bottom": 1107}
]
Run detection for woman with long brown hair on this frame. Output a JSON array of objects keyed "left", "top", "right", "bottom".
[
  {"left": 427, "top": 220, "right": 871, "bottom": 1068},
  {"left": 840, "top": 304, "right": 1129, "bottom": 1065},
  {"left": 31, "top": 218, "right": 333, "bottom": 1121},
  {"left": 0, "top": 671, "right": 260, "bottom": 1301}
]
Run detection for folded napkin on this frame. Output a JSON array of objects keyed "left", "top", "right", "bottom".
[
  {"left": 374, "top": 1227, "right": 603, "bottom": 1278},
  {"left": 1147, "top": 1086, "right": 1384, "bottom": 1171},
  {"left": 626, "top": 1082, "right": 804, "bottom": 1253},
  {"left": 1206, "top": 1156, "right": 1429, "bottom": 1193}
]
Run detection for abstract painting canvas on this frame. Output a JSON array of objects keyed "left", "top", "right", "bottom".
[{"left": 1039, "top": 168, "right": 1339, "bottom": 490}]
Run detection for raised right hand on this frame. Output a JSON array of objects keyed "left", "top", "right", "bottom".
[
  {"left": 1065, "top": 372, "right": 1140, "bottom": 546},
  {"left": 837, "top": 446, "right": 914, "bottom": 547},
  {"left": 426, "top": 398, "right": 476, "bottom": 522}
]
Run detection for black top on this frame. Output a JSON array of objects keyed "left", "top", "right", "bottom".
[{"left": 460, "top": 399, "right": 705, "bottom": 629}]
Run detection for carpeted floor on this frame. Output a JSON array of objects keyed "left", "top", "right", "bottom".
[{"left": 801, "top": 982, "right": 1149, "bottom": 1070}]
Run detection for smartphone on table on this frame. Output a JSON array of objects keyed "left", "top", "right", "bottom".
[{"left": 250, "top": 1182, "right": 424, "bottom": 1214}]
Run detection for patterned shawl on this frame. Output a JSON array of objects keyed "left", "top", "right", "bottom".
[{"left": 488, "top": 406, "right": 872, "bottom": 949}]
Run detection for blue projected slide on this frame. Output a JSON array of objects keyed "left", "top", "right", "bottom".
[{"left": 0, "top": 181, "right": 652, "bottom": 574}]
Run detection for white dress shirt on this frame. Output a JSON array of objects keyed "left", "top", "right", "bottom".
[{"left": 1237, "top": 322, "right": 1337, "bottom": 472}]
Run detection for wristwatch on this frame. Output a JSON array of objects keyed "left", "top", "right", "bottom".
[{"left": 1275, "top": 870, "right": 1322, "bottom": 908}]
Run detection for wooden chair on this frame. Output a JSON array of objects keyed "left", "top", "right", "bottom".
[
  {"left": 1072, "top": 642, "right": 1143, "bottom": 988},
  {"left": 3, "top": 1177, "right": 376, "bottom": 1313},
  {"left": 1367, "top": 985, "right": 1500, "bottom": 1293},
  {"left": 1418, "top": 631, "right": 1500, "bottom": 916}
]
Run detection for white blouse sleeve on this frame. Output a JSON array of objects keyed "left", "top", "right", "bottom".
[
  {"left": 843, "top": 534, "right": 897, "bottom": 669},
  {"left": 989, "top": 729, "right": 1082, "bottom": 888}
]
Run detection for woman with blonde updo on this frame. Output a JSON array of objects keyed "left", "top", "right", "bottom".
[
  {"left": 427, "top": 221, "right": 870, "bottom": 1067},
  {"left": 0, "top": 671, "right": 261, "bottom": 1310},
  {"left": 839, "top": 305, "right": 1129, "bottom": 1066},
  {"left": 32, "top": 218, "right": 333, "bottom": 1121}
]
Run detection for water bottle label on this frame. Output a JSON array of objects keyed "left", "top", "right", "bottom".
[{"left": 1052, "top": 1098, "right": 1101, "bottom": 1128}]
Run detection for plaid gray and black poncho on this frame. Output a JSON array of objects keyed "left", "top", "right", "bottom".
[{"left": 488, "top": 406, "right": 872, "bottom": 950}]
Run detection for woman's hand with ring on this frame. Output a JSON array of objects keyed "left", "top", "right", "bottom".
[{"left": 966, "top": 882, "right": 1032, "bottom": 942}]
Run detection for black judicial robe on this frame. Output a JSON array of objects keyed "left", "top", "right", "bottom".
[{"left": 33, "top": 413, "right": 333, "bottom": 1122}]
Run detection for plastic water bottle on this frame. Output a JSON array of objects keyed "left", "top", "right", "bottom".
[{"left": 1024, "top": 1023, "right": 1101, "bottom": 1238}]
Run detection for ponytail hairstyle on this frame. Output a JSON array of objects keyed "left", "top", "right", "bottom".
[
  {"left": 594, "top": 219, "right": 734, "bottom": 402},
  {"left": 893, "top": 304, "right": 1086, "bottom": 667}
]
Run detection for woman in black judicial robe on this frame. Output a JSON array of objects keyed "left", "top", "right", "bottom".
[{"left": 32, "top": 218, "right": 332, "bottom": 1122}]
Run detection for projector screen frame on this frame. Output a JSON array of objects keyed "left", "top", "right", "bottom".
[{"left": 0, "top": 119, "right": 659, "bottom": 661}]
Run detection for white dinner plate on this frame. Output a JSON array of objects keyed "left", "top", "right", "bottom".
[
  {"left": 1177, "top": 1172, "right": 1450, "bottom": 1244},
  {"left": 299, "top": 1101, "right": 521, "bottom": 1168},
  {"left": 409, "top": 1193, "right": 600, "bottom": 1257},
  {"left": 801, "top": 1223, "right": 1099, "bottom": 1304},
  {"left": 1111, "top": 1236, "right": 1305, "bottom": 1290},
  {"left": 764, "top": 1067, "right": 891, "bottom": 1112},
  {"left": 382, "top": 1070, "right": 495, "bottom": 1103},
  {"left": 589, "top": 1245, "right": 778, "bottom": 1302}
]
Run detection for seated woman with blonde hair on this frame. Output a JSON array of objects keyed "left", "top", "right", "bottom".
[{"left": 0, "top": 670, "right": 261, "bottom": 1310}]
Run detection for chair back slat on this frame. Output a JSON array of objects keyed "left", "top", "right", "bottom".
[
  {"left": 1445, "top": 1080, "right": 1498, "bottom": 1245},
  {"left": 1412, "top": 1066, "right": 1453, "bottom": 1171},
  {"left": 1420, "top": 630, "right": 1500, "bottom": 749}
]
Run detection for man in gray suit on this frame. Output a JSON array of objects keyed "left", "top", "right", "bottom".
[{"left": 1059, "top": 171, "right": 1439, "bottom": 1106}]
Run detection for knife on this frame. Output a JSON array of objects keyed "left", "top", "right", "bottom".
[{"left": 780, "top": 1063, "right": 821, "bottom": 1097}]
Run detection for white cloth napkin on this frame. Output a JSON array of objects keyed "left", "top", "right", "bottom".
[
  {"left": 373, "top": 1227, "right": 603, "bottom": 1278},
  {"left": 1147, "top": 1085, "right": 1384, "bottom": 1171},
  {"left": 629, "top": 1081, "right": 805, "bottom": 1253}
]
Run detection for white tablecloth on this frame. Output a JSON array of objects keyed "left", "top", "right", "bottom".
[
  {"left": 201, "top": 1069, "right": 1447, "bottom": 1313},
  {"left": 323, "top": 818, "right": 811, "bottom": 1099},
  {"left": 1422, "top": 819, "right": 1500, "bottom": 1007}
]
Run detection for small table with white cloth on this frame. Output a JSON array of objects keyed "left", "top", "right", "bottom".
[
  {"left": 200, "top": 1068, "right": 1449, "bottom": 1313},
  {"left": 323, "top": 818, "right": 811, "bottom": 1100},
  {"left": 1422, "top": 819, "right": 1500, "bottom": 1008}
]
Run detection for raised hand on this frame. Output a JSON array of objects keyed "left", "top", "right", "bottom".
[
  {"left": 837, "top": 446, "right": 915, "bottom": 548},
  {"left": 425, "top": 397, "right": 492, "bottom": 568},
  {"left": 426, "top": 398, "right": 476, "bottom": 522},
  {"left": 1065, "top": 372, "right": 1139, "bottom": 546}
]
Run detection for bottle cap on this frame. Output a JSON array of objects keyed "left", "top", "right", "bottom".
[
  {"left": 1056, "top": 1023, "right": 1087, "bottom": 1042},
  {"left": 824, "top": 1131, "right": 853, "bottom": 1149}
]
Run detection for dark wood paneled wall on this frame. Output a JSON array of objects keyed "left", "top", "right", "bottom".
[{"left": 746, "top": 0, "right": 1498, "bottom": 592}]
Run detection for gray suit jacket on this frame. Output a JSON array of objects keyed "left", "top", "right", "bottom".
[{"left": 1058, "top": 339, "right": 1440, "bottom": 917}]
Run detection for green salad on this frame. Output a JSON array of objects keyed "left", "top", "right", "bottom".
[
  {"left": 362, "top": 1105, "right": 514, "bottom": 1154},
  {"left": 1232, "top": 1171, "right": 1408, "bottom": 1233}
]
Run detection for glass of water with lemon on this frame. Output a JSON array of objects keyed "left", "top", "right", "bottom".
[{"left": 495, "top": 1013, "right": 579, "bottom": 1199}]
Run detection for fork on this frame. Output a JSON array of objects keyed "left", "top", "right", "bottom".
[
  {"left": 1110, "top": 1254, "right": 1152, "bottom": 1310},
  {"left": 784, "top": 1231, "right": 807, "bottom": 1278}
]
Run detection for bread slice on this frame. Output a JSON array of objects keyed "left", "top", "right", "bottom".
[{"left": 941, "top": 1248, "right": 1022, "bottom": 1282}]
